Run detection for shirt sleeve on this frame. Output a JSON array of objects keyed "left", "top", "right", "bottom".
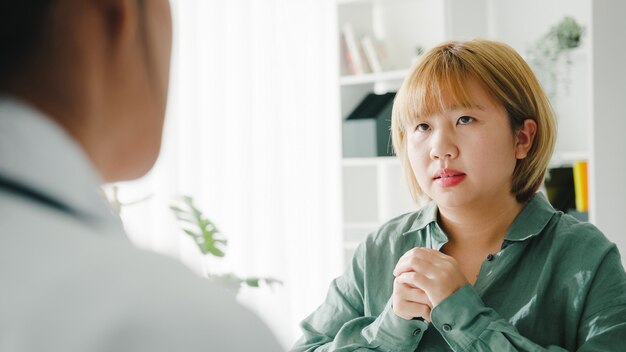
[
  {"left": 429, "top": 246, "right": 626, "bottom": 351},
  {"left": 291, "top": 241, "right": 428, "bottom": 352},
  {"left": 575, "top": 247, "right": 626, "bottom": 350}
]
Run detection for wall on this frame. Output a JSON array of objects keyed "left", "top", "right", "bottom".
[
  {"left": 590, "top": 0, "right": 626, "bottom": 264},
  {"left": 487, "top": 0, "right": 590, "bottom": 158}
]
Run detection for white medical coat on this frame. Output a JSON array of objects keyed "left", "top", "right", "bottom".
[{"left": 0, "top": 97, "right": 283, "bottom": 351}]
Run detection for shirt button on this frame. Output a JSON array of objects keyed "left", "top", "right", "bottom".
[
  {"left": 412, "top": 328, "right": 422, "bottom": 336},
  {"left": 442, "top": 324, "right": 452, "bottom": 332},
  {"left": 486, "top": 253, "right": 495, "bottom": 261}
]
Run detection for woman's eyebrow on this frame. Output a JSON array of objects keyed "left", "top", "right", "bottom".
[
  {"left": 448, "top": 104, "right": 486, "bottom": 111},
  {"left": 416, "top": 104, "right": 485, "bottom": 121}
]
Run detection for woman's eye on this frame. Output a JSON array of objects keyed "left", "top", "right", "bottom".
[
  {"left": 415, "top": 123, "right": 430, "bottom": 132},
  {"left": 458, "top": 116, "right": 474, "bottom": 125}
]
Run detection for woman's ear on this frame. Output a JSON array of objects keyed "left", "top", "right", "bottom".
[{"left": 515, "top": 119, "right": 537, "bottom": 159}]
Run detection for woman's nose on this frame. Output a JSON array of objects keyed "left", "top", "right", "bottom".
[{"left": 429, "top": 131, "right": 459, "bottom": 160}]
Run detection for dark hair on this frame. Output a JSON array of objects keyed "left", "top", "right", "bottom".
[{"left": 0, "top": 0, "right": 55, "bottom": 88}]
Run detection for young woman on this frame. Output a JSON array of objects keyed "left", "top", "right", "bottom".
[{"left": 292, "top": 40, "right": 626, "bottom": 351}]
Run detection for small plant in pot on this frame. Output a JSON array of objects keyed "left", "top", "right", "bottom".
[{"left": 526, "top": 16, "right": 585, "bottom": 99}]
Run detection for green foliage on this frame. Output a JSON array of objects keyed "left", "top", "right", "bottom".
[
  {"left": 170, "top": 196, "right": 227, "bottom": 257},
  {"left": 170, "top": 196, "right": 282, "bottom": 294},
  {"left": 553, "top": 17, "right": 584, "bottom": 51},
  {"left": 527, "top": 16, "right": 585, "bottom": 99}
]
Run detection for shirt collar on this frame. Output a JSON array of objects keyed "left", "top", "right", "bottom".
[
  {"left": 503, "top": 192, "right": 555, "bottom": 242},
  {"left": 401, "top": 192, "right": 555, "bottom": 243},
  {"left": 0, "top": 96, "right": 119, "bottom": 226},
  {"left": 402, "top": 200, "right": 439, "bottom": 235}
]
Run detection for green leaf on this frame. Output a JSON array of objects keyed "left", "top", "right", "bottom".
[
  {"left": 170, "top": 196, "right": 228, "bottom": 258},
  {"left": 242, "top": 277, "right": 283, "bottom": 288},
  {"left": 207, "top": 245, "right": 225, "bottom": 257},
  {"left": 190, "top": 205, "right": 203, "bottom": 219},
  {"left": 183, "top": 229, "right": 200, "bottom": 239},
  {"left": 244, "top": 278, "right": 260, "bottom": 287},
  {"left": 176, "top": 217, "right": 196, "bottom": 224},
  {"left": 196, "top": 244, "right": 209, "bottom": 255},
  {"left": 169, "top": 205, "right": 184, "bottom": 213}
]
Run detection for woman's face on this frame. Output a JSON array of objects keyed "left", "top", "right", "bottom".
[{"left": 406, "top": 79, "right": 522, "bottom": 210}]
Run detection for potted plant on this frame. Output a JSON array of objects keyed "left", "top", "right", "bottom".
[{"left": 526, "top": 16, "right": 585, "bottom": 99}]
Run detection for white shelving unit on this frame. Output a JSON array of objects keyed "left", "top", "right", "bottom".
[
  {"left": 339, "top": 69, "right": 409, "bottom": 86},
  {"left": 342, "top": 157, "right": 416, "bottom": 222},
  {"left": 337, "top": 0, "right": 598, "bottom": 266},
  {"left": 337, "top": 0, "right": 449, "bottom": 118},
  {"left": 337, "top": 0, "right": 486, "bottom": 263},
  {"left": 342, "top": 158, "right": 416, "bottom": 266}
]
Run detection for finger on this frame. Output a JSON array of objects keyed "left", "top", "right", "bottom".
[
  {"left": 396, "top": 271, "right": 432, "bottom": 294},
  {"left": 394, "top": 247, "right": 425, "bottom": 272},
  {"left": 394, "top": 276, "right": 427, "bottom": 296},
  {"left": 394, "top": 247, "right": 460, "bottom": 276},
  {"left": 420, "top": 247, "right": 451, "bottom": 260},
  {"left": 394, "top": 280, "right": 432, "bottom": 307},
  {"left": 399, "top": 260, "right": 466, "bottom": 291},
  {"left": 411, "top": 248, "right": 453, "bottom": 264},
  {"left": 404, "top": 247, "right": 454, "bottom": 263},
  {"left": 396, "top": 247, "right": 420, "bottom": 262},
  {"left": 394, "top": 252, "right": 422, "bottom": 276},
  {"left": 393, "top": 255, "right": 439, "bottom": 277},
  {"left": 401, "top": 265, "right": 470, "bottom": 308}
]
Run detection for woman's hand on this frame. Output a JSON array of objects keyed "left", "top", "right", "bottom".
[
  {"left": 393, "top": 248, "right": 469, "bottom": 308},
  {"left": 392, "top": 275, "right": 433, "bottom": 321}
]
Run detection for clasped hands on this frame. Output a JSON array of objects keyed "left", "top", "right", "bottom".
[{"left": 392, "top": 248, "right": 468, "bottom": 321}]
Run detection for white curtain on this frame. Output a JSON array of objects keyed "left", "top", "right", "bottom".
[{"left": 110, "top": 0, "right": 343, "bottom": 347}]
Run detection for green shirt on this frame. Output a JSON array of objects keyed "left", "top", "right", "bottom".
[{"left": 292, "top": 193, "right": 626, "bottom": 351}]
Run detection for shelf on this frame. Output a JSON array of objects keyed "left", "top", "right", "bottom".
[
  {"left": 338, "top": 0, "right": 414, "bottom": 5},
  {"left": 549, "top": 152, "right": 589, "bottom": 168},
  {"left": 338, "top": 0, "right": 374, "bottom": 4},
  {"left": 339, "top": 69, "right": 410, "bottom": 86}
]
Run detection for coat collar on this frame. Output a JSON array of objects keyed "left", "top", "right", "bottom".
[{"left": 0, "top": 96, "right": 119, "bottom": 227}]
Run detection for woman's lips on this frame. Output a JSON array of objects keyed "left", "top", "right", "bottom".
[{"left": 433, "top": 168, "right": 466, "bottom": 188}]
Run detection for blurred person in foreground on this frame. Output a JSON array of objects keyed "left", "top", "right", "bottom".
[{"left": 0, "top": 0, "right": 282, "bottom": 350}]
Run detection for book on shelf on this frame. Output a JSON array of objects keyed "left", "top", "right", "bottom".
[
  {"left": 544, "top": 163, "right": 589, "bottom": 220},
  {"left": 360, "top": 36, "right": 383, "bottom": 73},
  {"left": 572, "top": 161, "right": 588, "bottom": 212},
  {"left": 341, "top": 23, "right": 365, "bottom": 75},
  {"left": 544, "top": 166, "right": 575, "bottom": 213}
]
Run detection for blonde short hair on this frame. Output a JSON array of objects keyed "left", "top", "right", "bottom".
[{"left": 391, "top": 40, "right": 556, "bottom": 203}]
